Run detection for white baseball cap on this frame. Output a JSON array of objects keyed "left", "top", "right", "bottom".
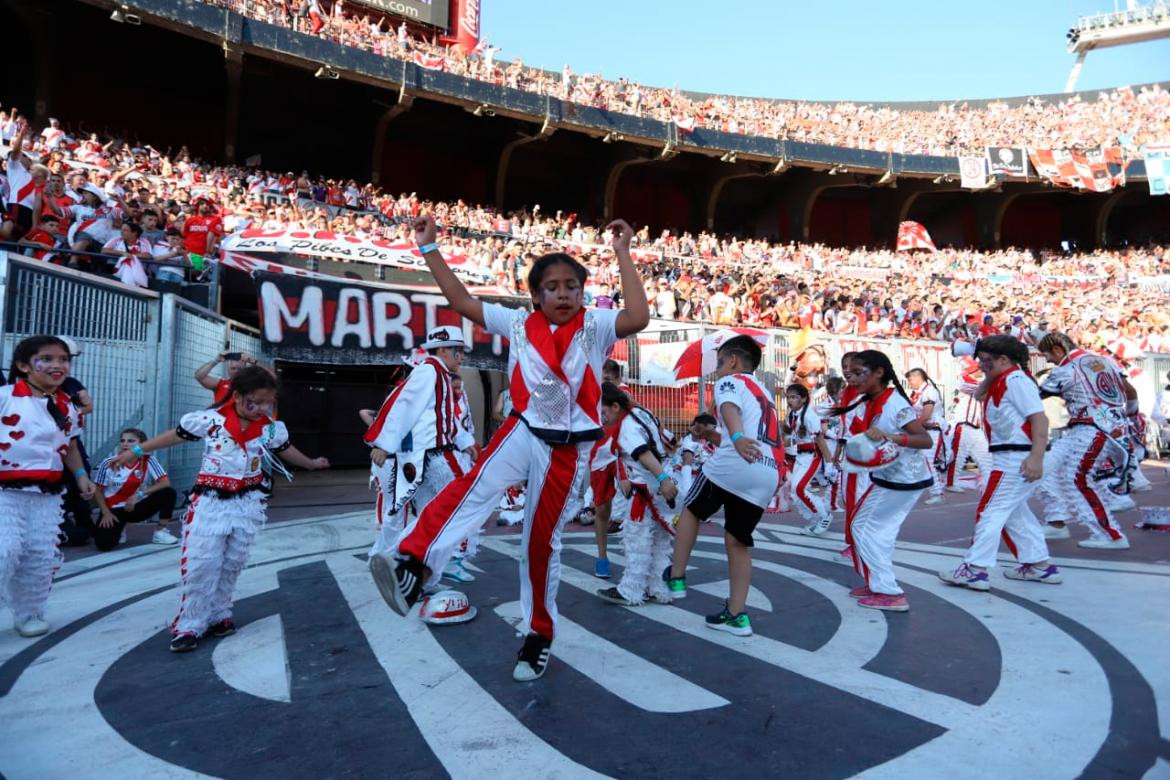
[
  {"left": 418, "top": 590, "right": 477, "bottom": 625},
  {"left": 420, "top": 326, "right": 468, "bottom": 352}
]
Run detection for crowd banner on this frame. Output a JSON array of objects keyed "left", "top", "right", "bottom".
[
  {"left": 253, "top": 270, "right": 512, "bottom": 369},
  {"left": 986, "top": 146, "right": 1027, "bottom": 177},
  {"left": 1028, "top": 147, "right": 1125, "bottom": 192},
  {"left": 959, "top": 156, "right": 988, "bottom": 189},
  {"left": 220, "top": 229, "right": 491, "bottom": 284},
  {"left": 1142, "top": 142, "right": 1170, "bottom": 196}
]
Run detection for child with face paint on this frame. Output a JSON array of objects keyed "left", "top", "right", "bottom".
[
  {"left": 0, "top": 336, "right": 94, "bottom": 638},
  {"left": 784, "top": 384, "right": 834, "bottom": 536},
  {"left": 371, "top": 214, "right": 650, "bottom": 682},
  {"left": 117, "top": 367, "right": 329, "bottom": 652}
]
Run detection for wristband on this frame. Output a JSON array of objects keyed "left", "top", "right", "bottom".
[
  {"left": 730, "top": 432, "right": 744, "bottom": 443},
  {"left": 656, "top": 472, "right": 669, "bottom": 483},
  {"left": 132, "top": 444, "right": 146, "bottom": 457},
  {"left": 73, "top": 468, "right": 87, "bottom": 480},
  {"left": 418, "top": 242, "right": 439, "bottom": 255}
]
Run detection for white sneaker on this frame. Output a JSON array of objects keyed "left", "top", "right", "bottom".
[
  {"left": 119, "top": 528, "right": 128, "bottom": 545},
  {"left": 442, "top": 562, "right": 476, "bottom": 583},
  {"left": 945, "top": 485, "right": 966, "bottom": 494},
  {"left": 1077, "top": 537, "right": 1130, "bottom": 550},
  {"left": 152, "top": 529, "right": 180, "bottom": 545},
  {"left": 1003, "top": 563, "right": 1063, "bottom": 584},
  {"left": 923, "top": 495, "right": 945, "bottom": 506},
  {"left": 16, "top": 617, "right": 50, "bottom": 637},
  {"left": 1043, "top": 524, "right": 1071, "bottom": 539},
  {"left": 1107, "top": 495, "right": 1137, "bottom": 513},
  {"left": 1132, "top": 481, "right": 1152, "bottom": 493}
]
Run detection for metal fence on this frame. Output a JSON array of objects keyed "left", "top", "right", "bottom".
[{"left": 0, "top": 253, "right": 261, "bottom": 493}]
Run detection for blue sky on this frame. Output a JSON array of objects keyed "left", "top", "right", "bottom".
[{"left": 481, "top": 1, "right": 1170, "bottom": 102}]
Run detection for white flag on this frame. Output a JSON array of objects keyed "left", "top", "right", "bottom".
[{"left": 959, "top": 156, "right": 987, "bottom": 189}]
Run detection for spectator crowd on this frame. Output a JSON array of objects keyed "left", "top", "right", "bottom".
[
  {"left": 202, "top": 0, "right": 1170, "bottom": 156},
  {"left": 2, "top": 105, "right": 1168, "bottom": 356}
]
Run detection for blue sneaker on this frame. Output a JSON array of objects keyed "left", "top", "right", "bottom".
[{"left": 594, "top": 558, "right": 611, "bottom": 579}]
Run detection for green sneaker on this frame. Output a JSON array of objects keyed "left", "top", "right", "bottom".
[
  {"left": 705, "top": 605, "right": 752, "bottom": 637},
  {"left": 666, "top": 577, "right": 687, "bottom": 599}
]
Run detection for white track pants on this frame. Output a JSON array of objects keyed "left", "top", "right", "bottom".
[
  {"left": 617, "top": 486, "right": 675, "bottom": 604},
  {"left": 0, "top": 491, "right": 64, "bottom": 624},
  {"left": 172, "top": 492, "right": 265, "bottom": 637},
  {"left": 789, "top": 452, "right": 831, "bottom": 527},
  {"left": 842, "top": 470, "right": 871, "bottom": 550},
  {"left": 924, "top": 430, "right": 945, "bottom": 497},
  {"left": 965, "top": 452, "right": 1049, "bottom": 568},
  {"left": 397, "top": 418, "right": 590, "bottom": 640},
  {"left": 850, "top": 484, "right": 924, "bottom": 596},
  {"left": 1040, "top": 427, "right": 1127, "bottom": 542},
  {"left": 946, "top": 423, "right": 992, "bottom": 490}
]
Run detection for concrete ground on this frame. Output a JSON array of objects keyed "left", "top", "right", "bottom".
[{"left": 2, "top": 464, "right": 1169, "bottom": 778}]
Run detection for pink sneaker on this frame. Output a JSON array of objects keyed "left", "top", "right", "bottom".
[
  {"left": 858, "top": 593, "right": 909, "bottom": 612},
  {"left": 848, "top": 585, "right": 872, "bottom": 598},
  {"left": 837, "top": 546, "right": 853, "bottom": 564}
]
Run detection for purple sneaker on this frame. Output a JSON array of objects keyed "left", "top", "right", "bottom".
[
  {"left": 938, "top": 563, "right": 991, "bottom": 591},
  {"left": 1003, "top": 563, "right": 1063, "bottom": 584}
]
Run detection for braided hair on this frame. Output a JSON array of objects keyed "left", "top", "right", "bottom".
[
  {"left": 830, "top": 350, "right": 913, "bottom": 416},
  {"left": 784, "top": 383, "right": 813, "bottom": 437},
  {"left": 905, "top": 368, "right": 942, "bottom": 406}
]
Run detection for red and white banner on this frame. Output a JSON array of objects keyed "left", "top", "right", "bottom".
[
  {"left": 959, "top": 155, "right": 988, "bottom": 189},
  {"left": 836, "top": 265, "right": 891, "bottom": 281},
  {"left": 674, "top": 115, "right": 696, "bottom": 134},
  {"left": 1028, "top": 147, "right": 1124, "bottom": 192},
  {"left": 220, "top": 229, "right": 490, "bottom": 284},
  {"left": 896, "top": 221, "right": 937, "bottom": 252},
  {"left": 440, "top": 0, "right": 481, "bottom": 53},
  {"left": 413, "top": 51, "right": 446, "bottom": 71}
]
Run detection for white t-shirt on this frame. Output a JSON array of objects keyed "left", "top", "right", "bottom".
[
  {"left": 701, "top": 373, "right": 784, "bottom": 508},
  {"left": 910, "top": 384, "right": 945, "bottom": 429}
]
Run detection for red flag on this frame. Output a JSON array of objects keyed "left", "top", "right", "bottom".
[
  {"left": 413, "top": 51, "right": 445, "bottom": 71},
  {"left": 896, "top": 221, "right": 936, "bottom": 252},
  {"left": 674, "top": 115, "right": 696, "bottom": 134}
]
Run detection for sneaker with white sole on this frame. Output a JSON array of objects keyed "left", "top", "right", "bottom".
[
  {"left": 1107, "top": 495, "right": 1137, "bottom": 513},
  {"left": 945, "top": 485, "right": 966, "bottom": 494},
  {"left": 938, "top": 563, "right": 991, "bottom": 591},
  {"left": 1043, "top": 523, "right": 1071, "bottom": 539},
  {"left": 923, "top": 495, "right": 945, "bottom": 506},
  {"left": 513, "top": 633, "right": 552, "bottom": 681},
  {"left": 798, "top": 516, "right": 833, "bottom": 536},
  {"left": 442, "top": 561, "right": 476, "bottom": 584},
  {"left": 1077, "top": 537, "right": 1130, "bottom": 550},
  {"left": 1003, "top": 563, "right": 1062, "bottom": 584},
  {"left": 370, "top": 554, "right": 425, "bottom": 616},
  {"left": 857, "top": 593, "right": 909, "bottom": 612},
  {"left": 596, "top": 586, "right": 637, "bottom": 606},
  {"left": 152, "top": 528, "right": 179, "bottom": 545},
  {"left": 15, "top": 617, "right": 49, "bottom": 637},
  {"left": 705, "top": 605, "right": 752, "bottom": 637}
]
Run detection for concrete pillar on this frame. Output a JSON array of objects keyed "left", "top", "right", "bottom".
[
  {"left": 223, "top": 44, "right": 244, "bottom": 163},
  {"left": 370, "top": 91, "right": 413, "bottom": 185}
]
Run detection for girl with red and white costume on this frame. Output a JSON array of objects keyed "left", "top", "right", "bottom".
[
  {"left": 945, "top": 357, "right": 992, "bottom": 494},
  {"left": 838, "top": 350, "right": 934, "bottom": 613},
  {"left": 1036, "top": 332, "right": 1135, "bottom": 549},
  {"left": 371, "top": 214, "right": 649, "bottom": 682},
  {"left": 118, "top": 368, "right": 328, "bottom": 652},
  {"left": 595, "top": 384, "right": 677, "bottom": 606},
  {"left": 836, "top": 352, "right": 869, "bottom": 564},
  {"left": 906, "top": 368, "right": 948, "bottom": 505},
  {"left": 0, "top": 336, "right": 93, "bottom": 638},
  {"left": 784, "top": 384, "right": 834, "bottom": 536},
  {"left": 587, "top": 360, "right": 632, "bottom": 580},
  {"left": 939, "top": 336, "right": 1060, "bottom": 591}
]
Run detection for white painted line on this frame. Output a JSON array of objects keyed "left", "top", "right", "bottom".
[
  {"left": 494, "top": 600, "right": 729, "bottom": 714},
  {"left": 211, "top": 614, "right": 291, "bottom": 703}
]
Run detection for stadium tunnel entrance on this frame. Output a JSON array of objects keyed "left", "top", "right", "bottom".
[{"left": 275, "top": 360, "right": 501, "bottom": 470}]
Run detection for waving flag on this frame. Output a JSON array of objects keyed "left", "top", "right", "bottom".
[
  {"left": 674, "top": 115, "right": 696, "bottom": 134},
  {"left": 413, "top": 52, "right": 445, "bottom": 71},
  {"left": 896, "top": 221, "right": 937, "bottom": 252}
]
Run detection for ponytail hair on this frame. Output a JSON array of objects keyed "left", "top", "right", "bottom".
[
  {"left": 601, "top": 382, "right": 633, "bottom": 411},
  {"left": 905, "top": 368, "right": 942, "bottom": 403},
  {"left": 784, "top": 383, "right": 812, "bottom": 436},
  {"left": 829, "top": 350, "right": 910, "bottom": 416},
  {"left": 213, "top": 365, "right": 278, "bottom": 408}
]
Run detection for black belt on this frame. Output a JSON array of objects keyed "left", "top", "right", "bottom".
[
  {"left": 989, "top": 444, "right": 1032, "bottom": 453},
  {"left": 796, "top": 444, "right": 817, "bottom": 453},
  {"left": 510, "top": 412, "right": 602, "bottom": 444},
  {"left": 871, "top": 476, "right": 934, "bottom": 492}
]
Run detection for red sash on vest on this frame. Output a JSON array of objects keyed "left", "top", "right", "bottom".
[
  {"left": 363, "top": 357, "right": 453, "bottom": 447},
  {"left": 511, "top": 309, "right": 601, "bottom": 427},
  {"left": 218, "top": 400, "right": 271, "bottom": 446},
  {"left": 105, "top": 458, "right": 147, "bottom": 506},
  {"left": 982, "top": 367, "right": 1032, "bottom": 442},
  {"left": 850, "top": 387, "right": 894, "bottom": 435}
]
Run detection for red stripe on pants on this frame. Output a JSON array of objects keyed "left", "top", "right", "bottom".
[
  {"left": 947, "top": 425, "right": 963, "bottom": 486},
  {"left": 399, "top": 417, "right": 521, "bottom": 563},
  {"left": 528, "top": 444, "right": 579, "bottom": 639},
  {"left": 973, "top": 469, "right": 1020, "bottom": 558},
  {"left": 795, "top": 453, "right": 823, "bottom": 514},
  {"left": 170, "top": 494, "right": 202, "bottom": 635},
  {"left": 1075, "top": 432, "right": 1121, "bottom": 540},
  {"left": 442, "top": 450, "right": 465, "bottom": 478},
  {"left": 849, "top": 484, "right": 874, "bottom": 578}
]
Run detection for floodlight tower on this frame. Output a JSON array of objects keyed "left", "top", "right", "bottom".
[{"left": 1065, "top": 1, "right": 1170, "bottom": 91}]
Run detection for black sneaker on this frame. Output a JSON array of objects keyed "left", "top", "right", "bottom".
[
  {"left": 596, "top": 586, "right": 637, "bottom": 606},
  {"left": 207, "top": 619, "right": 237, "bottom": 638},
  {"left": 169, "top": 634, "right": 198, "bottom": 653},
  {"left": 370, "top": 553, "right": 424, "bottom": 617},
  {"left": 606, "top": 521, "right": 622, "bottom": 536},
  {"left": 513, "top": 633, "right": 553, "bottom": 682}
]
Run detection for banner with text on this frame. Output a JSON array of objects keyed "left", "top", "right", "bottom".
[
  {"left": 1142, "top": 143, "right": 1170, "bottom": 196},
  {"left": 253, "top": 270, "right": 514, "bottom": 369}
]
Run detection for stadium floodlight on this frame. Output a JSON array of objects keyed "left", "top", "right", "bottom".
[
  {"left": 1065, "top": 2, "right": 1170, "bottom": 90},
  {"left": 771, "top": 158, "right": 788, "bottom": 174},
  {"left": 110, "top": 4, "right": 140, "bottom": 24},
  {"left": 314, "top": 66, "right": 340, "bottom": 80},
  {"left": 932, "top": 174, "right": 946, "bottom": 184},
  {"left": 877, "top": 170, "right": 895, "bottom": 185},
  {"left": 602, "top": 132, "right": 617, "bottom": 143}
]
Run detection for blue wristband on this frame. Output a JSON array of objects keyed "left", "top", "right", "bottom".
[
  {"left": 73, "top": 468, "right": 87, "bottom": 480},
  {"left": 418, "top": 242, "right": 439, "bottom": 255},
  {"left": 656, "top": 472, "right": 669, "bottom": 483},
  {"left": 730, "top": 432, "right": 744, "bottom": 443},
  {"left": 131, "top": 444, "right": 145, "bottom": 457}
]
